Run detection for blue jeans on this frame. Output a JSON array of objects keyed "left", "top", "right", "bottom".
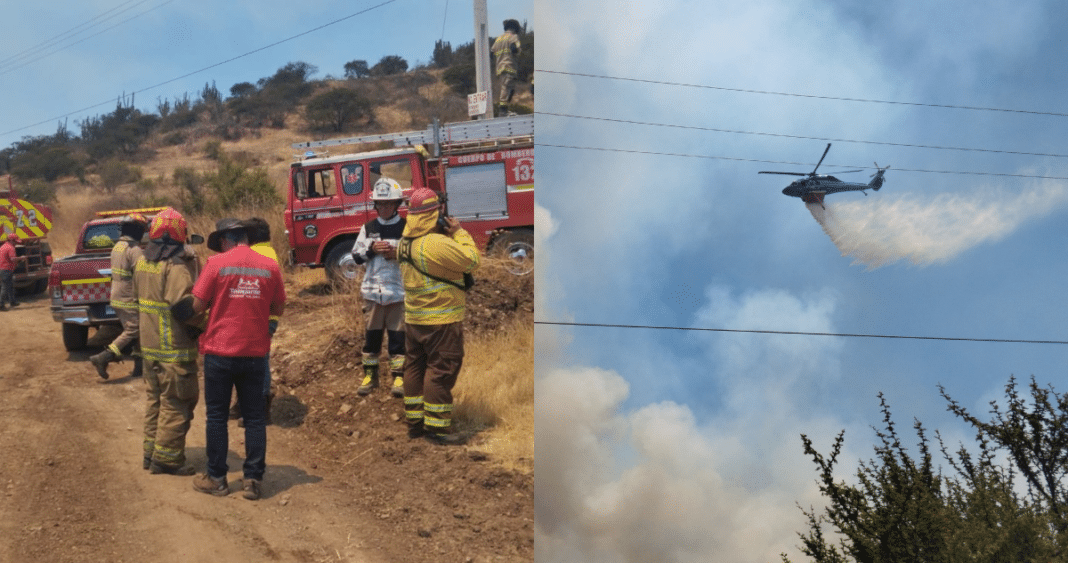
[
  {"left": 203, "top": 354, "right": 267, "bottom": 481},
  {"left": 0, "top": 269, "right": 13, "bottom": 306},
  {"left": 263, "top": 352, "right": 271, "bottom": 398}
]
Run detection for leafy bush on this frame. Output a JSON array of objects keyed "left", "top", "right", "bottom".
[
  {"left": 304, "top": 88, "right": 371, "bottom": 132},
  {"left": 20, "top": 178, "right": 58, "bottom": 205},
  {"left": 371, "top": 55, "right": 408, "bottom": 76},
  {"left": 173, "top": 166, "right": 206, "bottom": 214},
  {"left": 80, "top": 101, "right": 159, "bottom": 160},
  {"left": 794, "top": 378, "right": 1068, "bottom": 563},
  {"left": 203, "top": 140, "right": 223, "bottom": 160},
  {"left": 443, "top": 64, "right": 476, "bottom": 95},
  {"left": 98, "top": 159, "right": 143, "bottom": 193},
  {"left": 208, "top": 153, "right": 280, "bottom": 211}
]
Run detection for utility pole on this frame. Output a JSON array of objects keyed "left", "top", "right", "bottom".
[{"left": 472, "top": 0, "right": 492, "bottom": 120}]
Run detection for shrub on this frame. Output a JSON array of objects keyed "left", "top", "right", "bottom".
[
  {"left": 443, "top": 64, "right": 476, "bottom": 95},
  {"left": 343, "top": 60, "right": 369, "bottom": 79},
  {"left": 304, "top": 88, "right": 371, "bottom": 132},
  {"left": 371, "top": 55, "right": 408, "bottom": 76},
  {"left": 99, "top": 159, "right": 142, "bottom": 193}
]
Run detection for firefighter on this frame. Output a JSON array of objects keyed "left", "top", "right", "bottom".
[
  {"left": 397, "top": 188, "right": 480, "bottom": 444},
  {"left": 0, "top": 233, "right": 24, "bottom": 310},
  {"left": 351, "top": 177, "right": 407, "bottom": 398},
  {"left": 491, "top": 18, "right": 522, "bottom": 116},
  {"left": 133, "top": 208, "right": 200, "bottom": 475},
  {"left": 89, "top": 212, "right": 148, "bottom": 380}
]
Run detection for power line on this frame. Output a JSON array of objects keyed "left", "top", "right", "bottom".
[
  {"left": 440, "top": 0, "right": 450, "bottom": 42},
  {"left": 536, "top": 143, "right": 1068, "bottom": 181},
  {"left": 535, "top": 321, "right": 1068, "bottom": 346},
  {"left": 0, "top": 0, "right": 399, "bottom": 138},
  {"left": 0, "top": 0, "right": 145, "bottom": 69},
  {"left": 0, "top": 0, "right": 166, "bottom": 75},
  {"left": 536, "top": 111, "right": 1068, "bottom": 160},
  {"left": 535, "top": 69, "right": 1068, "bottom": 119}
]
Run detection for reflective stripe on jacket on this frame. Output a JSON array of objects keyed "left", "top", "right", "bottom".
[
  {"left": 399, "top": 229, "right": 480, "bottom": 325},
  {"left": 110, "top": 236, "right": 143, "bottom": 311},
  {"left": 133, "top": 251, "right": 199, "bottom": 364}
]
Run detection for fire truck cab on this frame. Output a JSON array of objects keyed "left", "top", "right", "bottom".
[{"left": 285, "top": 116, "right": 534, "bottom": 283}]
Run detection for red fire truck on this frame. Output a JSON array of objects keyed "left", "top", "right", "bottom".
[
  {"left": 0, "top": 177, "right": 54, "bottom": 294},
  {"left": 284, "top": 115, "right": 534, "bottom": 283}
]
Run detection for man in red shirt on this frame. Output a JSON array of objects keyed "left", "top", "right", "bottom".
[
  {"left": 0, "top": 234, "right": 25, "bottom": 311},
  {"left": 188, "top": 218, "right": 285, "bottom": 501}
]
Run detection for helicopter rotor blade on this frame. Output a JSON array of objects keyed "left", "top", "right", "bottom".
[
  {"left": 758, "top": 171, "right": 808, "bottom": 176},
  {"left": 833, "top": 169, "right": 864, "bottom": 174},
  {"left": 811, "top": 143, "right": 832, "bottom": 175}
]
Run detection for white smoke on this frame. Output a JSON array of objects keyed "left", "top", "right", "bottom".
[
  {"left": 535, "top": 288, "right": 856, "bottom": 563},
  {"left": 808, "top": 182, "right": 1068, "bottom": 268}
]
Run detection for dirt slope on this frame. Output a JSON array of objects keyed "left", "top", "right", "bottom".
[{"left": 0, "top": 273, "right": 532, "bottom": 563}]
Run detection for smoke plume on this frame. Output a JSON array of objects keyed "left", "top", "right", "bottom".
[{"left": 807, "top": 183, "right": 1068, "bottom": 268}]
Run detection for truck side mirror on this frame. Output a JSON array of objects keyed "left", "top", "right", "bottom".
[{"left": 187, "top": 234, "right": 205, "bottom": 245}]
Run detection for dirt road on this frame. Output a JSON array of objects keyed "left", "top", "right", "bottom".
[{"left": 0, "top": 290, "right": 531, "bottom": 563}]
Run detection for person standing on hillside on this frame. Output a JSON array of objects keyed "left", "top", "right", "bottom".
[
  {"left": 351, "top": 178, "right": 407, "bottom": 398},
  {"left": 189, "top": 218, "right": 285, "bottom": 501},
  {"left": 491, "top": 18, "right": 522, "bottom": 117},
  {"left": 132, "top": 208, "right": 201, "bottom": 476},
  {"left": 397, "top": 188, "right": 480, "bottom": 445},
  {"left": 0, "top": 233, "right": 24, "bottom": 311},
  {"left": 90, "top": 212, "right": 148, "bottom": 380}
]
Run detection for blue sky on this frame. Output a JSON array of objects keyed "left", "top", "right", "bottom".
[
  {"left": 535, "top": 0, "right": 1068, "bottom": 561},
  {"left": 0, "top": 0, "right": 532, "bottom": 150}
]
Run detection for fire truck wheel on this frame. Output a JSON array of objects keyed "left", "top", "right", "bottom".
[
  {"left": 489, "top": 228, "right": 534, "bottom": 276},
  {"left": 324, "top": 243, "right": 360, "bottom": 287},
  {"left": 62, "top": 324, "right": 89, "bottom": 351}
]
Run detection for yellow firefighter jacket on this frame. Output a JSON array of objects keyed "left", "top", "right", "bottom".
[
  {"left": 399, "top": 211, "right": 480, "bottom": 325},
  {"left": 492, "top": 30, "right": 520, "bottom": 76},
  {"left": 132, "top": 244, "right": 199, "bottom": 363},
  {"left": 109, "top": 235, "right": 143, "bottom": 312}
]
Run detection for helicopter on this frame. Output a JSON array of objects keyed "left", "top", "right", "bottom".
[{"left": 759, "top": 143, "right": 888, "bottom": 208}]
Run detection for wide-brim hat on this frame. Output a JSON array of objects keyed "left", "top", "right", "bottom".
[{"left": 207, "top": 217, "right": 249, "bottom": 252}]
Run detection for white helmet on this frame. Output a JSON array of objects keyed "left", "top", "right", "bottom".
[{"left": 371, "top": 177, "right": 404, "bottom": 201}]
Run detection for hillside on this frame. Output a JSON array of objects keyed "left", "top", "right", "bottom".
[{"left": 6, "top": 66, "right": 534, "bottom": 562}]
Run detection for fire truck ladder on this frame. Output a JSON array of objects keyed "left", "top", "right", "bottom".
[{"left": 291, "top": 115, "right": 534, "bottom": 157}]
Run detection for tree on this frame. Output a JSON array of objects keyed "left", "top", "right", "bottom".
[
  {"left": 370, "top": 55, "right": 408, "bottom": 76},
  {"left": 304, "top": 88, "right": 371, "bottom": 133},
  {"left": 795, "top": 379, "right": 1066, "bottom": 563},
  {"left": 343, "top": 60, "right": 370, "bottom": 79},
  {"left": 248, "top": 61, "right": 319, "bottom": 128},
  {"left": 431, "top": 40, "right": 453, "bottom": 68},
  {"left": 443, "top": 64, "right": 476, "bottom": 95},
  {"left": 79, "top": 99, "right": 158, "bottom": 160},
  {"left": 229, "top": 82, "right": 257, "bottom": 98}
]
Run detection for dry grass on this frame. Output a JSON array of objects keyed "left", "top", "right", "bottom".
[
  {"left": 277, "top": 264, "right": 533, "bottom": 472},
  {"left": 454, "top": 317, "right": 533, "bottom": 471}
]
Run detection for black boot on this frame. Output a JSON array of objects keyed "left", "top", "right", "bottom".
[
  {"left": 89, "top": 349, "right": 117, "bottom": 380},
  {"left": 129, "top": 357, "right": 143, "bottom": 378}
]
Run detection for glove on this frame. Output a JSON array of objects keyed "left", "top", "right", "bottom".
[{"left": 268, "top": 319, "right": 279, "bottom": 337}]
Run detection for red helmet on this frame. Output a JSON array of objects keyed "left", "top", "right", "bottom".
[
  {"left": 407, "top": 188, "right": 442, "bottom": 214},
  {"left": 148, "top": 208, "right": 188, "bottom": 242}
]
